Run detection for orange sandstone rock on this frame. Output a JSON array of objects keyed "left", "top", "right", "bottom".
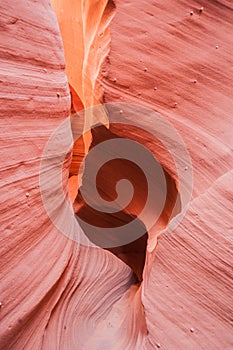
[{"left": 0, "top": 0, "right": 233, "bottom": 350}]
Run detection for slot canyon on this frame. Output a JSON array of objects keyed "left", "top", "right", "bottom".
[{"left": 0, "top": 0, "right": 233, "bottom": 349}]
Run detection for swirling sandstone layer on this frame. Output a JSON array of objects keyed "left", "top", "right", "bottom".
[
  {"left": 0, "top": 1, "right": 144, "bottom": 349},
  {"left": 103, "top": 0, "right": 233, "bottom": 349},
  {"left": 0, "top": 1, "right": 233, "bottom": 350}
]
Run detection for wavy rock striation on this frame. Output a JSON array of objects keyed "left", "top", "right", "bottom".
[
  {"left": 0, "top": 1, "right": 144, "bottom": 349},
  {"left": 103, "top": 0, "right": 233, "bottom": 349},
  {"left": 0, "top": 0, "right": 233, "bottom": 350}
]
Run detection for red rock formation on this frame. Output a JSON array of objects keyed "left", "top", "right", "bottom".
[
  {"left": 102, "top": 0, "right": 233, "bottom": 348},
  {"left": 0, "top": 2, "right": 142, "bottom": 349},
  {"left": 1, "top": 0, "right": 233, "bottom": 349},
  {"left": 52, "top": 0, "right": 116, "bottom": 176}
]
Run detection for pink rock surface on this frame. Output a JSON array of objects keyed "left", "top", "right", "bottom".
[
  {"left": 0, "top": 2, "right": 140, "bottom": 349},
  {"left": 0, "top": 0, "right": 233, "bottom": 350},
  {"left": 102, "top": 0, "right": 233, "bottom": 348}
]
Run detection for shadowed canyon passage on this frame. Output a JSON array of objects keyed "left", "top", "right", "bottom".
[
  {"left": 71, "top": 123, "right": 179, "bottom": 282},
  {"left": 0, "top": 0, "right": 233, "bottom": 349}
]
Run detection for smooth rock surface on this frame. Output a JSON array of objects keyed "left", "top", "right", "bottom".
[
  {"left": 0, "top": 0, "right": 233, "bottom": 349},
  {"left": 103, "top": 0, "right": 233, "bottom": 348}
]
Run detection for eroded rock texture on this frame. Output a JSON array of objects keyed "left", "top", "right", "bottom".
[
  {"left": 102, "top": 0, "right": 233, "bottom": 349},
  {"left": 0, "top": 0, "right": 233, "bottom": 350},
  {"left": 0, "top": 2, "right": 142, "bottom": 349},
  {"left": 52, "top": 0, "right": 116, "bottom": 174}
]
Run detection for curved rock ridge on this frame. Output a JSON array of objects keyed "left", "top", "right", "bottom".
[
  {"left": 103, "top": 0, "right": 233, "bottom": 349},
  {"left": 0, "top": 1, "right": 146, "bottom": 349},
  {"left": 52, "top": 0, "right": 116, "bottom": 179},
  {"left": 143, "top": 170, "right": 233, "bottom": 349},
  {"left": 52, "top": 0, "right": 115, "bottom": 124}
]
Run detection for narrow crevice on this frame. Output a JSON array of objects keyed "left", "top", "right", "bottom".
[{"left": 72, "top": 123, "right": 179, "bottom": 283}]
